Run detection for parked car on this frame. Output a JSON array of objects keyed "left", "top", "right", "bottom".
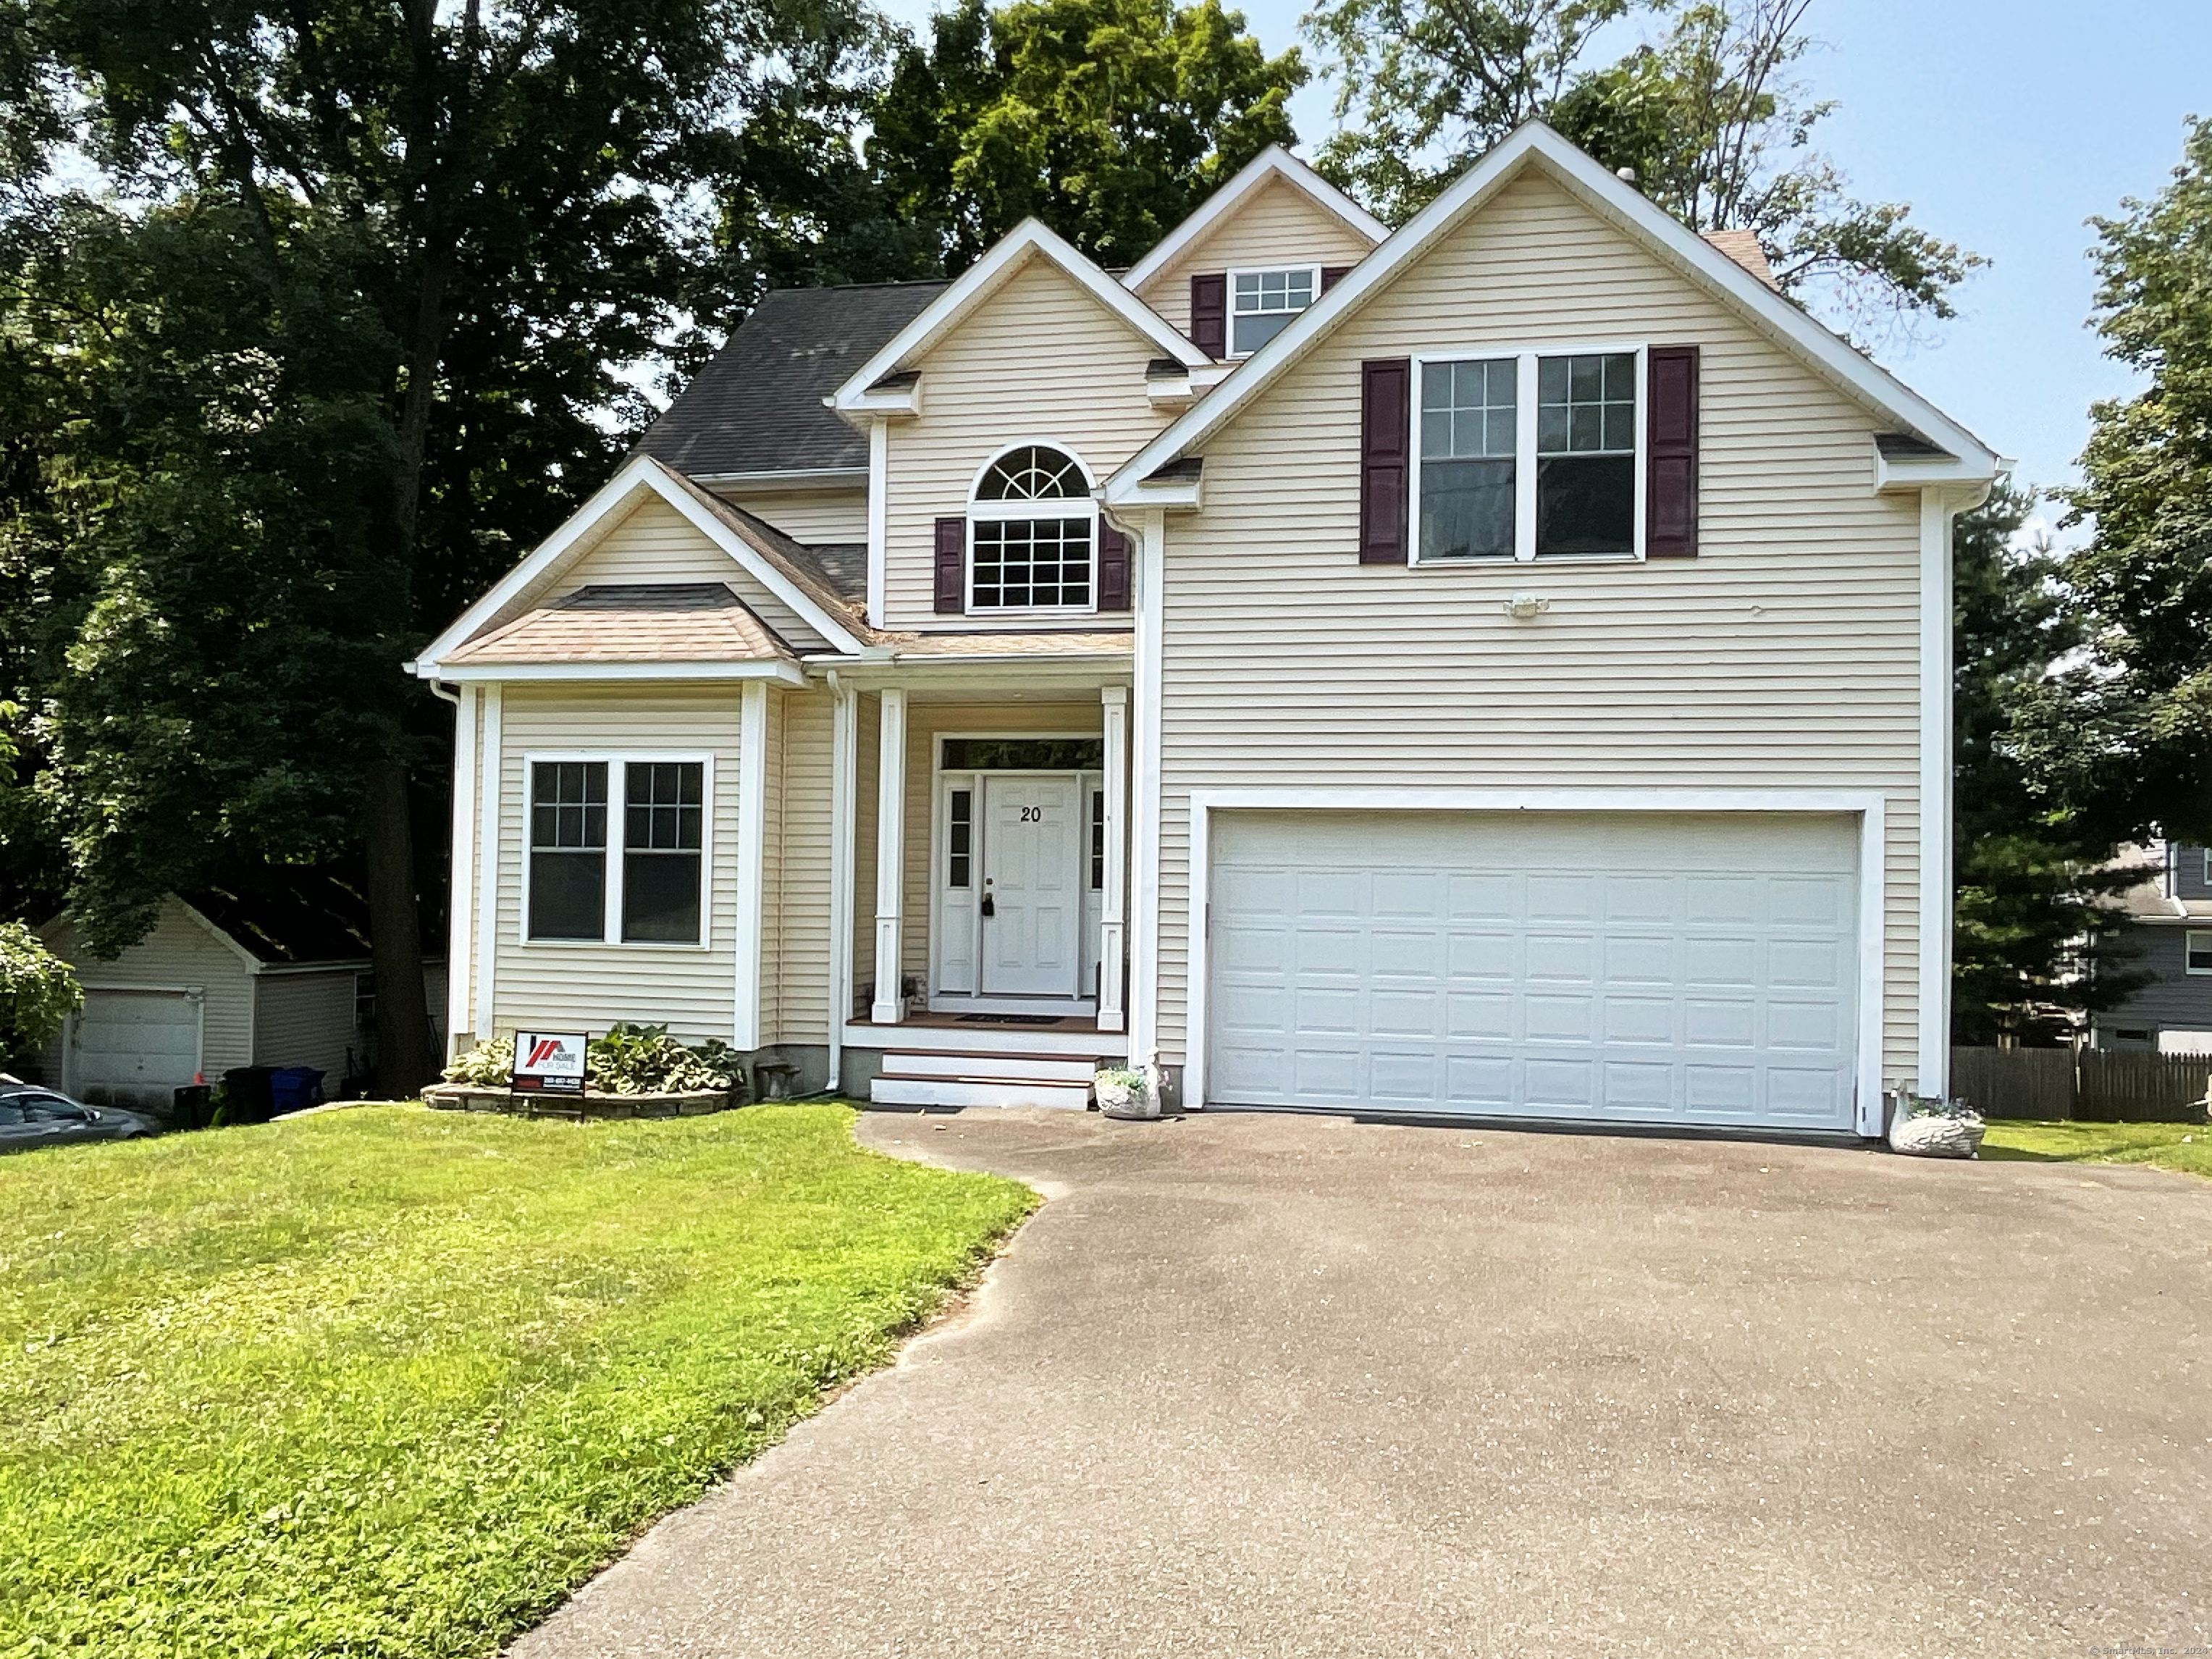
[{"left": 0, "top": 1082, "right": 159, "bottom": 1152}]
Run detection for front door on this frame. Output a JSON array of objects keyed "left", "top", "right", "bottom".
[{"left": 980, "top": 775, "right": 1081, "bottom": 996}]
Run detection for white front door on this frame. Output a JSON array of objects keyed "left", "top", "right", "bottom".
[{"left": 980, "top": 775, "right": 1081, "bottom": 996}]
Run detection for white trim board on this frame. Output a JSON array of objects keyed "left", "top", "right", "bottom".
[
  {"left": 1106, "top": 121, "right": 2001, "bottom": 508},
  {"left": 1120, "top": 143, "right": 1388, "bottom": 292},
  {"left": 828, "top": 219, "right": 1208, "bottom": 419},
  {"left": 1179, "top": 787, "right": 1889, "bottom": 1136}
]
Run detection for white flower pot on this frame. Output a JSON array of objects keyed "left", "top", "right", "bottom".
[{"left": 1095, "top": 1073, "right": 1158, "bottom": 1120}]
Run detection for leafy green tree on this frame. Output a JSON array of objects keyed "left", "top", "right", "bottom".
[
  {"left": 0, "top": 0, "right": 887, "bottom": 1089},
  {"left": 1304, "top": 0, "right": 1981, "bottom": 336},
  {"left": 0, "top": 919, "right": 78, "bottom": 1062},
  {"left": 2059, "top": 116, "right": 2212, "bottom": 847},
  {"left": 1950, "top": 483, "right": 2145, "bottom": 1043},
  {"left": 870, "top": 0, "right": 1305, "bottom": 272}
]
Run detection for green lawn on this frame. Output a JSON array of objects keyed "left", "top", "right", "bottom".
[
  {"left": 1982, "top": 1117, "right": 2212, "bottom": 1177},
  {"left": 0, "top": 1104, "right": 1035, "bottom": 1659}
]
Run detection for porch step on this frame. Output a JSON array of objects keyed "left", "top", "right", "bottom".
[
  {"left": 869, "top": 1075, "right": 1093, "bottom": 1112},
  {"left": 885, "top": 1051, "right": 1099, "bottom": 1084}
]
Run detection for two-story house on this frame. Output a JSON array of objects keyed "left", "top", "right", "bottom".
[
  {"left": 410, "top": 125, "right": 1999, "bottom": 1133},
  {"left": 2090, "top": 841, "right": 2212, "bottom": 1052}
]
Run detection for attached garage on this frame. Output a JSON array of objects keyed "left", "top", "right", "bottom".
[{"left": 1200, "top": 807, "right": 1873, "bottom": 1130}]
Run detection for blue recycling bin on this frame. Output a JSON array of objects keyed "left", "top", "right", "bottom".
[{"left": 267, "top": 1067, "right": 327, "bottom": 1115}]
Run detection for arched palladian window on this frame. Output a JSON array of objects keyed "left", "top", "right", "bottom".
[{"left": 968, "top": 444, "right": 1095, "bottom": 610}]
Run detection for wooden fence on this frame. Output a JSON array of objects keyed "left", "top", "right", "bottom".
[{"left": 1948, "top": 1046, "right": 2212, "bottom": 1123}]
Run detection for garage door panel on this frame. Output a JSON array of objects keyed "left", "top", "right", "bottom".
[{"left": 1208, "top": 810, "right": 1859, "bottom": 1130}]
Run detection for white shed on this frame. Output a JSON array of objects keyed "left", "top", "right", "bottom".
[{"left": 35, "top": 881, "right": 445, "bottom": 1109}]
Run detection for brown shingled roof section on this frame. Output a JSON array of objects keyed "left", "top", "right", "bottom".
[
  {"left": 648, "top": 459, "right": 883, "bottom": 644},
  {"left": 1702, "top": 229, "right": 1779, "bottom": 290},
  {"left": 447, "top": 583, "right": 797, "bottom": 665}
]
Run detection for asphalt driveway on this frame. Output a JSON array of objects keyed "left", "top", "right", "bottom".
[{"left": 512, "top": 1108, "right": 2212, "bottom": 1657}]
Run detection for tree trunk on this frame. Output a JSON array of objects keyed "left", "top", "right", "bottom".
[{"left": 365, "top": 752, "right": 436, "bottom": 1094}]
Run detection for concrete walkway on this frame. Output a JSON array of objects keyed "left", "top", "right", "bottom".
[{"left": 512, "top": 1108, "right": 2212, "bottom": 1657}]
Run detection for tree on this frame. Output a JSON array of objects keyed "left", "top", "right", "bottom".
[
  {"left": 0, "top": 0, "right": 888, "bottom": 1089},
  {"left": 2060, "top": 116, "right": 2212, "bottom": 847},
  {"left": 1303, "top": 0, "right": 1982, "bottom": 337},
  {"left": 1949, "top": 483, "right": 2145, "bottom": 1043},
  {"left": 870, "top": 0, "right": 1305, "bottom": 272},
  {"left": 0, "top": 919, "right": 78, "bottom": 1062}
]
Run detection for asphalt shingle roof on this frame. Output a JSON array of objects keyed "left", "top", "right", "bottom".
[{"left": 633, "top": 282, "right": 950, "bottom": 478}]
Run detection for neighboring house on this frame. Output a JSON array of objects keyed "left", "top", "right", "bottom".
[
  {"left": 2090, "top": 841, "right": 2212, "bottom": 1053},
  {"left": 35, "top": 881, "right": 447, "bottom": 1108},
  {"left": 410, "top": 125, "right": 1999, "bottom": 1133}
]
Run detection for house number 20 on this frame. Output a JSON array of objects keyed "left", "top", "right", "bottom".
[{"left": 1019, "top": 806, "right": 1042, "bottom": 822}]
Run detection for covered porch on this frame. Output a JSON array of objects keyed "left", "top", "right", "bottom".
[{"left": 819, "top": 650, "right": 1135, "bottom": 1101}]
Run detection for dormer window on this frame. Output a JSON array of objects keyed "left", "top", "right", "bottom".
[
  {"left": 968, "top": 445, "right": 1096, "bottom": 611},
  {"left": 1229, "top": 265, "right": 1319, "bottom": 356}
]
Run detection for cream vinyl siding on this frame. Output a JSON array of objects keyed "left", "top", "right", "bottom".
[
  {"left": 896, "top": 700, "right": 1105, "bottom": 984},
  {"left": 484, "top": 497, "right": 833, "bottom": 652},
  {"left": 773, "top": 689, "right": 837, "bottom": 1042},
  {"left": 1152, "top": 171, "right": 1927, "bottom": 1085},
  {"left": 491, "top": 686, "right": 743, "bottom": 1044},
  {"left": 1134, "top": 174, "right": 1378, "bottom": 335},
  {"left": 880, "top": 258, "right": 1172, "bottom": 631},
  {"left": 715, "top": 485, "right": 866, "bottom": 547},
  {"left": 36, "top": 900, "right": 256, "bottom": 1084}
]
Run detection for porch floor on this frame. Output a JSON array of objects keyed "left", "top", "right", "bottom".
[{"left": 849, "top": 1011, "right": 1103, "bottom": 1035}]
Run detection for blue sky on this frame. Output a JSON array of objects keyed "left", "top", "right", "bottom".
[{"left": 872, "top": 0, "right": 2211, "bottom": 526}]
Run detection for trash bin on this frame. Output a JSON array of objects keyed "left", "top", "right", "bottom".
[
  {"left": 268, "top": 1067, "right": 327, "bottom": 1115},
  {"left": 221, "top": 1067, "right": 277, "bottom": 1125},
  {"left": 171, "top": 1083, "right": 214, "bottom": 1130}
]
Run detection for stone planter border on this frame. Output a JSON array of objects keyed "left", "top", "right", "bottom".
[{"left": 422, "top": 1083, "right": 739, "bottom": 1120}]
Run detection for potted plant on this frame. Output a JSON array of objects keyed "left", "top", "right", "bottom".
[
  {"left": 1093, "top": 1066, "right": 1156, "bottom": 1120},
  {"left": 1887, "top": 1093, "right": 1986, "bottom": 1159}
]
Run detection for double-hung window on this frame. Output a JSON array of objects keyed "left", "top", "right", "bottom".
[
  {"left": 527, "top": 757, "right": 707, "bottom": 945},
  {"left": 2188, "top": 931, "right": 2212, "bottom": 975},
  {"left": 1416, "top": 348, "right": 1643, "bottom": 562},
  {"left": 1229, "top": 265, "right": 1319, "bottom": 356}
]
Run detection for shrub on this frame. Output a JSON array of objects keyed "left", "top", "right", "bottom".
[
  {"left": 441, "top": 1024, "right": 741, "bottom": 1096},
  {"left": 0, "top": 921, "right": 81, "bottom": 1058}
]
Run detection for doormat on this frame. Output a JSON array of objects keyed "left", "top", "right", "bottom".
[{"left": 955, "top": 1013, "right": 1064, "bottom": 1025}]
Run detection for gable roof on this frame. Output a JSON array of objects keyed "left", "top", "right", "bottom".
[
  {"left": 1119, "top": 143, "right": 1389, "bottom": 292},
  {"left": 829, "top": 219, "right": 1208, "bottom": 414},
  {"left": 1107, "top": 122, "right": 2001, "bottom": 505},
  {"left": 634, "top": 281, "right": 948, "bottom": 478},
  {"left": 411, "top": 454, "right": 873, "bottom": 676}
]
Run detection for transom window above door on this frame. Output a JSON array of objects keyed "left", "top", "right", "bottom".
[
  {"left": 1229, "top": 266, "right": 1319, "bottom": 356},
  {"left": 968, "top": 445, "right": 1096, "bottom": 612},
  {"left": 1416, "top": 348, "right": 1644, "bottom": 563}
]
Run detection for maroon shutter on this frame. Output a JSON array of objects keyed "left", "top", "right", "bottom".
[
  {"left": 1647, "top": 345, "right": 1700, "bottom": 558},
  {"left": 1097, "top": 522, "right": 1131, "bottom": 610},
  {"left": 1190, "top": 272, "right": 1227, "bottom": 358},
  {"left": 1359, "top": 358, "right": 1412, "bottom": 565},
  {"left": 1321, "top": 265, "right": 1352, "bottom": 292},
  {"left": 933, "top": 516, "right": 966, "bottom": 613}
]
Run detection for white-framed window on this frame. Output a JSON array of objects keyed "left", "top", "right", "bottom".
[
  {"left": 2187, "top": 930, "right": 2212, "bottom": 975},
  {"left": 1229, "top": 264, "right": 1320, "bottom": 357},
  {"left": 1413, "top": 345, "right": 1646, "bottom": 563},
  {"left": 2200, "top": 847, "right": 2210, "bottom": 887},
  {"left": 526, "top": 754, "right": 710, "bottom": 946},
  {"left": 968, "top": 444, "right": 1096, "bottom": 612}
]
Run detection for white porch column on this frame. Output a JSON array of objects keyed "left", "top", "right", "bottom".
[
  {"left": 1098, "top": 686, "right": 1129, "bottom": 1033},
  {"left": 827, "top": 676, "right": 859, "bottom": 1082},
  {"left": 445, "top": 684, "right": 479, "bottom": 1058},
  {"left": 471, "top": 683, "right": 503, "bottom": 1041},
  {"left": 871, "top": 687, "right": 908, "bottom": 1024},
  {"left": 732, "top": 679, "right": 769, "bottom": 1052}
]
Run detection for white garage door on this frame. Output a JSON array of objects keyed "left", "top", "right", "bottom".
[
  {"left": 72, "top": 989, "right": 203, "bottom": 1107},
  {"left": 1206, "top": 811, "right": 1861, "bottom": 1129}
]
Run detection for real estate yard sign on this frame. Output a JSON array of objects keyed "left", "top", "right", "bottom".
[{"left": 511, "top": 1031, "right": 588, "bottom": 1095}]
